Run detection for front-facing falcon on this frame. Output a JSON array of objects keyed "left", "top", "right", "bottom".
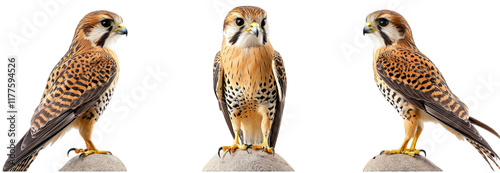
[
  {"left": 3, "top": 10, "right": 127, "bottom": 171},
  {"left": 213, "top": 6, "right": 286, "bottom": 156},
  {"left": 363, "top": 10, "right": 500, "bottom": 170}
]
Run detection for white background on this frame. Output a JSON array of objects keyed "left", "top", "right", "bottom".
[{"left": 1, "top": 0, "right": 500, "bottom": 172}]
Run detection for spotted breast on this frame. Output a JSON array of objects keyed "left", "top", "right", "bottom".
[{"left": 220, "top": 44, "right": 278, "bottom": 144}]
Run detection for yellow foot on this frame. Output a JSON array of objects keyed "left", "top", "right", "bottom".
[
  {"left": 218, "top": 144, "right": 249, "bottom": 157},
  {"left": 67, "top": 148, "right": 112, "bottom": 157},
  {"left": 381, "top": 149, "right": 426, "bottom": 157},
  {"left": 251, "top": 144, "right": 274, "bottom": 155}
]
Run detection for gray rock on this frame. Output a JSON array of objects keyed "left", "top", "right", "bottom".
[
  {"left": 364, "top": 154, "right": 442, "bottom": 172},
  {"left": 59, "top": 154, "right": 126, "bottom": 171},
  {"left": 203, "top": 149, "right": 294, "bottom": 171}
]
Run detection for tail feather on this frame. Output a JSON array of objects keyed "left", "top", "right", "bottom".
[
  {"left": 470, "top": 117, "right": 500, "bottom": 139},
  {"left": 4, "top": 110, "right": 77, "bottom": 171},
  {"left": 3, "top": 130, "right": 44, "bottom": 171},
  {"left": 467, "top": 139, "right": 500, "bottom": 170},
  {"left": 5, "top": 148, "right": 41, "bottom": 171}
]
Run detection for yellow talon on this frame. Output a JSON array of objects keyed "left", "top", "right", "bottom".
[
  {"left": 218, "top": 130, "right": 248, "bottom": 157},
  {"left": 383, "top": 149, "right": 421, "bottom": 156},
  {"left": 382, "top": 125, "right": 425, "bottom": 157},
  {"left": 221, "top": 144, "right": 248, "bottom": 153},
  {"left": 218, "top": 144, "right": 248, "bottom": 158},
  {"left": 251, "top": 143, "right": 274, "bottom": 154},
  {"left": 251, "top": 138, "right": 274, "bottom": 155},
  {"left": 382, "top": 128, "right": 425, "bottom": 157},
  {"left": 81, "top": 149, "right": 110, "bottom": 157},
  {"left": 68, "top": 148, "right": 110, "bottom": 157}
]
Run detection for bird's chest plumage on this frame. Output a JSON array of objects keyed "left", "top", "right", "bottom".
[
  {"left": 92, "top": 79, "right": 117, "bottom": 118},
  {"left": 221, "top": 46, "right": 278, "bottom": 119},
  {"left": 373, "top": 51, "right": 412, "bottom": 120},
  {"left": 374, "top": 74, "right": 408, "bottom": 117},
  {"left": 71, "top": 51, "right": 119, "bottom": 124}
]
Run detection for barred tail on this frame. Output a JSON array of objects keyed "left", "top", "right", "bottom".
[
  {"left": 4, "top": 148, "right": 41, "bottom": 171},
  {"left": 467, "top": 139, "right": 500, "bottom": 170},
  {"left": 3, "top": 130, "right": 44, "bottom": 172}
]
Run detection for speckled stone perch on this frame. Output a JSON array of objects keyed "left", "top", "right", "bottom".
[
  {"left": 59, "top": 154, "right": 126, "bottom": 171},
  {"left": 203, "top": 149, "right": 294, "bottom": 171},
  {"left": 364, "top": 153, "right": 442, "bottom": 171}
]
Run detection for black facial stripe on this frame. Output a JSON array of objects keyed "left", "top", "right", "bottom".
[
  {"left": 229, "top": 26, "right": 245, "bottom": 45},
  {"left": 380, "top": 31, "right": 393, "bottom": 46},
  {"left": 96, "top": 26, "right": 113, "bottom": 47},
  {"left": 260, "top": 17, "right": 267, "bottom": 43},
  {"left": 262, "top": 25, "right": 267, "bottom": 44}
]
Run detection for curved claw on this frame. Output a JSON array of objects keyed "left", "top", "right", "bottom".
[
  {"left": 67, "top": 148, "right": 76, "bottom": 157},
  {"left": 218, "top": 147, "right": 223, "bottom": 158},
  {"left": 79, "top": 153, "right": 85, "bottom": 158},
  {"left": 244, "top": 144, "right": 251, "bottom": 154},
  {"left": 420, "top": 149, "right": 426, "bottom": 157},
  {"left": 108, "top": 151, "right": 113, "bottom": 155},
  {"left": 379, "top": 150, "right": 385, "bottom": 155}
]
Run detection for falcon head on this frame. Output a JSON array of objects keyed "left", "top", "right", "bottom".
[
  {"left": 363, "top": 10, "right": 415, "bottom": 49},
  {"left": 74, "top": 10, "right": 127, "bottom": 49},
  {"left": 222, "top": 6, "right": 269, "bottom": 47}
]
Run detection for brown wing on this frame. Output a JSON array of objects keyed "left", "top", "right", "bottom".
[
  {"left": 269, "top": 50, "right": 286, "bottom": 147},
  {"left": 4, "top": 52, "right": 117, "bottom": 171},
  {"left": 213, "top": 51, "right": 236, "bottom": 139},
  {"left": 376, "top": 49, "right": 498, "bottom": 157}
]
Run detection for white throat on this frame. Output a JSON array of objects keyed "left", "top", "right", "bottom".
[
  {"left": 225, "top": 31, "right": 264, "bottom": 47},
  {"left": 103, "top": 33, "right": 122, "bottom": 49},
  {"left": 84, "top": 28, "right": 121, "bottom": 49},
  {"left": 369, "top": 32, "right": 386, "bottom": 50}
]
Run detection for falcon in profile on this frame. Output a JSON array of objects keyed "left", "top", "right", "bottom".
[
  {"left": 363, "top": 10, "right": 500, "bottom": 170},
  {"left": 3, "top": 10, "right": 127, "bottom": 171},
  {"left": 213, "top": 6, "right": 286, "bottom": 156}
]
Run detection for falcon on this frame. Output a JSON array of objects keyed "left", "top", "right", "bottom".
[
  {"left": 213, "top": 6, "right": 286, "bottom": 156},
  {"left": 3, "top": 10, "right": 127, "bottom": 171},
  {"left": 363, "top": 10, "right": 500, "bottom": 170}
]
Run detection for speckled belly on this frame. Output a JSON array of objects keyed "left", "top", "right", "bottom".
[
  {"left": 375, "top": 76, "right": 413, "bottom": 120},
  {"left": 78, "top": 80, "right": 117, "bottom": 122},
  {"left": 223, "top": 76, "right": 278, "bottom": 119}
]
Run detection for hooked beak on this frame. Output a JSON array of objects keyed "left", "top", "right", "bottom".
[
  {"left": 363, "top": 22, "right": 376, "bottom": 36},
  {"left": 245, "top": 22, "right": 260, "bottom": 37},
  {"left": 114, "top": 23, "right": 128, "bottom": 36}
]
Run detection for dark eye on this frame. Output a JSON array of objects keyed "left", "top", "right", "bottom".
[
  {"left": 100, "top": 19, "right": 112, "bottom": 28},
  {"left": 235, "top": 18, "right": 244, "bottom": 27},
  {"left": 378, "top": 18, "right": 389, "bottom": 27},
  {"left": 261, "top": 18, "right": 266, "bottom": 27}
]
